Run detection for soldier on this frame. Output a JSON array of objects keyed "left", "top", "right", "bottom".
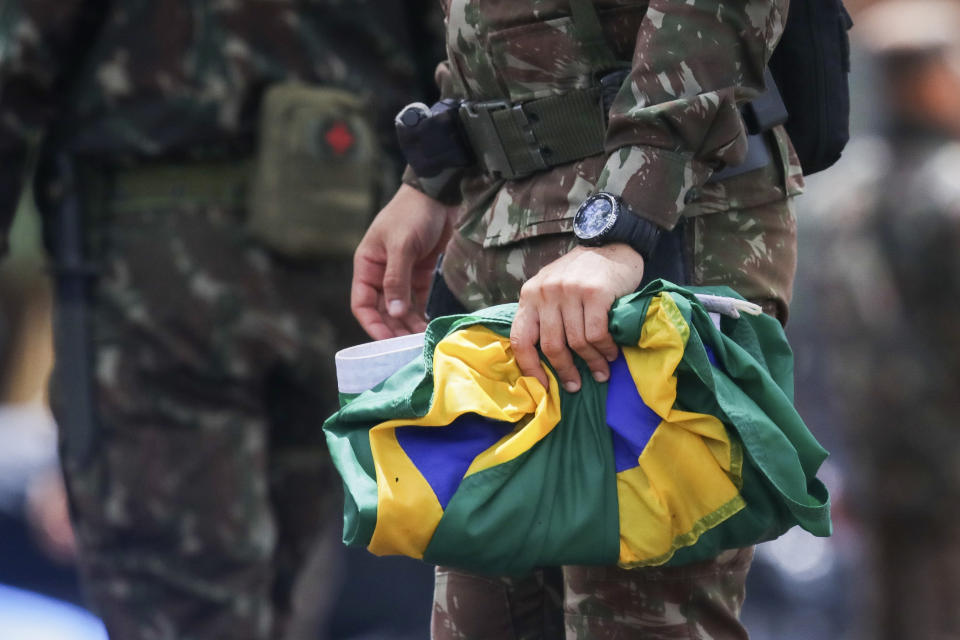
[
  {"left": 353, "top": 0, "right": 809, "bottom": 637},
  {"left": 0, "top": 1, "right": 438, "bottom": 638},
  {"left": 803, "top": 2, "right": 960, "bottom": 637}
]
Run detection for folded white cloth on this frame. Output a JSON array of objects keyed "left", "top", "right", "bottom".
[{"left": 335, "top": 332, "right": 425, "bottom": 394}]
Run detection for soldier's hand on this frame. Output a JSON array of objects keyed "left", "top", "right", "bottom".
[
  {"left": 510, "top": 244, "right": 645, "bottom": 392},
  {"left": 352, "top": 184, "right": 455, "bottom": 340}
]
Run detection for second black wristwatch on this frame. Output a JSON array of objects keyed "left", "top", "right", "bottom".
[{"left": 572, "top": 192, "right": 662, "bottom": 261}]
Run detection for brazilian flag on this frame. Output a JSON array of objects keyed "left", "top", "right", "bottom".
[{"left": 324, "top": 281, "right": 830, "bottom": 575}]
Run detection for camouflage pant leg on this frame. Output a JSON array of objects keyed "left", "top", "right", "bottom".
[
  {"left": 563, "top": 548, "right": 754, "bottom": 640},
  {"left": 432, "top": 566, "right": 565, "bottom": 640},
  {"left": 52, "top": 200, "right": 360, "bottom": 640},
  {"left": 431, "top": 550, "right": 753, "bottom": 640}
]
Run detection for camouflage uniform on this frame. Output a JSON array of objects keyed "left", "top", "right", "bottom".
[
  {"left": 805, "top": 130, "right": 960, "bottom": 640},
  {"left": 0, "top": 1, "right": 436, "bottom": 638},
  {"left": 404, "top": 0, "right": 804, "bottom": 637}
]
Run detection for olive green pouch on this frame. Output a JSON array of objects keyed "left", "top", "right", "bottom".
[{"left": 248, "top": 83, "right": 378, "bottom": 259}]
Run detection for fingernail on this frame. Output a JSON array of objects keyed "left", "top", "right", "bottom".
[
  {"left": 606, "top": 352, "right": 618, "bottom": 362},
  {"left": 387, "top": 300, "right": 405, "bottom": 317},
  {"left": 592, "top": 371, "right": 609, "bottom": 383},
  {"left": 563, "top": 381, "right": 580, "bottom": 393}
]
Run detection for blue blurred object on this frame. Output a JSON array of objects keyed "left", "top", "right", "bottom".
[
  {"left": 0, "top": 405, "right": 84, "bottom": 605},
  {"left": 0, "top": 584, "right": 105, "bottom": 640}
]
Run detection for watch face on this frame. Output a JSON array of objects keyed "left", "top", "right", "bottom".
[{"left": 574, "top": 195, "right": 617, "bottom": 241}]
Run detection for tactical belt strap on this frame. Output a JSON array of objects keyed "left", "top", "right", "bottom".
[
  {"left": 456, "top": 0, "right": 621, "bottom": 180},
  {"left": 568, "top": 0, "right": 620, "bottom": 71},
  {"left": 459, "top": 88, "right": 607, "bottom": 180},
  {"left": 455, "top": 0, "right": 787, "bottom": 184},
  {"left": 458, "top": 71, "right": 788, "bottom": 183},
  {"left": 99, "top": 159, "right": 252, "bottom": 215}
]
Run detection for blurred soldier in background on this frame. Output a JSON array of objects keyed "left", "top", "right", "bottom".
[
  {"left": 804, "top": 1, "right": 960, "bottom": 637},
  {"left": 0, "top": 1, "right": 438, "bottom": 638}
]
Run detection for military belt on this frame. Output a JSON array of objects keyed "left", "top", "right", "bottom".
[
  {"left": 459, "top": 87, "right": 607, "bottom": 181},
  {"left": 457, "top": 73, "right": 787, "bottom": 184},
  {"left": 457, "top": 90, "right": 778, "bottom": 184},
  {"left": 96, "top": 158, "right": 252, "bottom": 215}
]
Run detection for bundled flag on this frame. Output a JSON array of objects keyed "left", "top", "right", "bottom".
[{"left": 324, "top": 281, "right": 831, "bottom": 575}]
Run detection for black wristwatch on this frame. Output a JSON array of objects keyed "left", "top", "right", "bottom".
[{"left": 572, "top": 192, "right": 662, "bottom": 261}]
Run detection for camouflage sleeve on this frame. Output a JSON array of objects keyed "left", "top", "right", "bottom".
[
  {"left": 597, "top": 0, "right": 788, "bottom": 230},
  {"left": 401, "top": 60, "right": 465, "bottom": 205},
  {"left": 0, "top": 0, "right": 91, "bottom": 256},
  {"left": 400, "top": 165, "right": 464, "bottom": 206}
]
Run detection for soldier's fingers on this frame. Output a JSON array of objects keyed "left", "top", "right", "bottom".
[
  {"left": 538, "top": 304, "right": 581, "bottom": 392},
  {"left": 561, "top": 298, "right": 610, "bottom": 383},
  {"left": 351, "top": 247, "right": 399, "bottom": 337},
  {"left": 405, "top": 305, "right": 429, "bottom": 333},
  {"left": 411, "top": 277, "right": 433, "bottom": 325},
  {"left": 382, "top": 238, "right": 417, "bottom": 318},
  {"left": 583, "top": 296, "right": 619, "bottom": 363},
  {"left": 352, "top": 242, "right": 386, "bottom": 291},
  {"left": 351, "top": 279, "right": 396, "bottom": 340},
  {"left": 510, "top": 306, "right": 549, "bottom": 389},
  {"left": 377, "top": 297, "right": 412, "bottom": 337},
  {"left": 411, "top": 260, "right": 437, "bottom": 291}
]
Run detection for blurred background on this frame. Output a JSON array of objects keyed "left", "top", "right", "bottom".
[{"left": 2, "top": 0, "right": 959, "bottom": 638}]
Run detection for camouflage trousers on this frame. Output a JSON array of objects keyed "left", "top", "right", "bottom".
[
  {"left": 49, "top": 163, "right": 365, "bottom": 640},
  {"left": 437, "top": 188, "right": 798, "bottom": 639},
  {"left": 434, "top": 548, "right": 755, "bottom": 640}
]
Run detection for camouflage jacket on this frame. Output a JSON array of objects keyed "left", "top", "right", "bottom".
[
  {"left": 0, "top": 0, "right": 441, "bottom": 255},
  {"left": 799, "top": 129, "right": 960, "bottom": 516},
  {"left": 406, "top": 0, "right": 801, "bottom": 249}
]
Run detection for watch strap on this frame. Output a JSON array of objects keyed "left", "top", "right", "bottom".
[{"left": 612, "top": 208, "right": 661, "bottom": 262}]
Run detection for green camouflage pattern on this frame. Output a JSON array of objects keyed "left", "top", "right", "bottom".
[
  {"left": 0, "top": 0, "right": 440, "bottom": 251},
  {"left": 563, "top": 548, "right": 754, "bottom": 639},
  {"left": 0, "top": 1, "right": 442, "bottom": 637},
  {"left": 443, "top": 129, "right": 801, "bottom": 321},
  {"left": 432, "top": 567, "right": 565, "bottom": 639},
  {"left": 686, "top": 128, "right": 801, "bottom": 322},
  {"left": 431, "top": 551, "right": 754, "bottom": 639},
  {"left": 800, "top": 132, "right": 960, "bottom": 640},
  {"left": 412, "top": 0, "right": 791, "bottom": 235},
  {"left": 428, "top": 0, "right": 803, "bottom": 309},
  {"left": 52, "top": 190, "right": 368, "bottom": 640}
]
